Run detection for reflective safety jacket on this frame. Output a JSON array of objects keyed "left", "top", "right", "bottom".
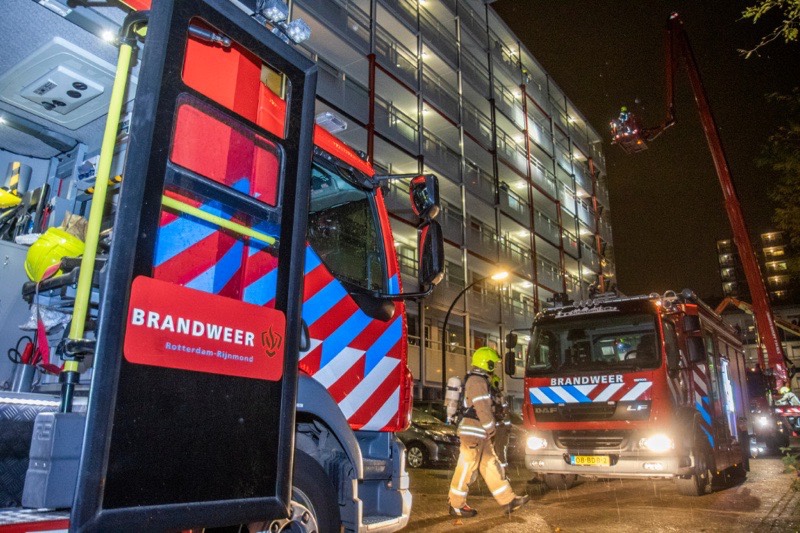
[{"left": 457, "top": 371, "right": 496, "bottom": 440}]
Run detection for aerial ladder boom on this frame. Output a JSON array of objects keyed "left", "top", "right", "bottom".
[{"left": 611, "top": 13, "right": 788, "bottom": 385}]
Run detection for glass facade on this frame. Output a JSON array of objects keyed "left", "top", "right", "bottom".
[{"left": 291, "top": 0, "right": 615, "bottom": 404}]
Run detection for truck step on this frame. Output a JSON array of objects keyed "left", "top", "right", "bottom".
[{"left": 362, "top": 514, "right": 402, "bottom": 529}]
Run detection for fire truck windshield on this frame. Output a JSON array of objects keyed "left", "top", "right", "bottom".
[
  {"left": 307, "top": 153, "right": 385, "bottom": 292},
  {"left": 526, "top": 313, "right": 660, "bottom": 376}
]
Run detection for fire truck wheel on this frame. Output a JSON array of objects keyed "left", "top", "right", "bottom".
[
  {"left": 675, "top": 443, "right": 712, "bottom": 496},
  {"left": 259, "top": 450, "right": 340, "bottom": 533},
  {"left": 406, "top": 443, "right": 428, "bottom": 469},
  {"left": 543, "top": 473, "right": 577, "bottom": 490}
]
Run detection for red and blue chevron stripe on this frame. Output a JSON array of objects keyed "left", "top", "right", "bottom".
[
  {"left": 153, "top": 189, "right": 407, "bottom": 431},
  {"left": 528, "top": 379, "right": 653, "bottom": 405}
]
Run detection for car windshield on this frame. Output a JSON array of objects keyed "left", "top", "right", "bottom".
[
  {"left": 307, "top": 153, "right": 385, "bottom": 292},
  {"left": 412, "top": 410, "right": 444, "bottom": 425},
  {"left": 526, "top": 313, "right": 660, "bottom": 376}
]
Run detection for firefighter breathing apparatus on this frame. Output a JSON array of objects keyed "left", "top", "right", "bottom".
[{"left": 444, "top": 375, "right": 462, "bottom": 424}]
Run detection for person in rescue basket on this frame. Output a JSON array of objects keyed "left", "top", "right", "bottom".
[{"left": 448, "top": 347, "right": 529, "bottom": 518}]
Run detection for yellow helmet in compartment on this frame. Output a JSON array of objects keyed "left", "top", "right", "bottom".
[
  {"left": 0, "top": 188, "right": 21, "bottom": 209},
  {"left": 25, "top": 228, "right": 85, "bottom": 282}
]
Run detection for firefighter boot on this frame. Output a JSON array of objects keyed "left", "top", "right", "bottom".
[
  {"left": 505, "top": 494, "right": 530, "bottom": 516},
  {"left": 449, "top": 504, "right": 478, "bottom": 518}
]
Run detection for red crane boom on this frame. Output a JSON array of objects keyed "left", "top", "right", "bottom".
[{"left": 611, "top": 13, "right": 788, "bottom": 385}]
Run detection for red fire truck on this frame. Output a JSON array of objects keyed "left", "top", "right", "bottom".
[
  {"left": 0, "top": 0, "right": 442, "bottom": 531},
  {"left": 505, "top": 290, "right": 750, "bottom": 496}
]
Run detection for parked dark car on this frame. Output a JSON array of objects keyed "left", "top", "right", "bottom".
[
  {"left": 398, "top": 409, "right": 459, "bottom": 468},
  {"left": 412, "top": 399, "right": 448, "bottom": 423}
]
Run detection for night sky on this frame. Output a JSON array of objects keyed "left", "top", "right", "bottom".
[{"left": 493, "top": 1, "right": 800, "bottom": 300}]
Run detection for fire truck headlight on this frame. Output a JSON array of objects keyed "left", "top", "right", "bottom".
[
  {"left": 758, "top": 416, "right": 769, "bottom": 427},
  {"left": 527, "top": 436, "right": 548, "bottom": 451},
  {"left": 640, "top": 434, "right": 674, "bottom": 453}
]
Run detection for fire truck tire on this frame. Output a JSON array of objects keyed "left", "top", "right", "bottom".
[
  {"left": 257, "top": 450, "right": 340, "bottom": 533},
  {"left": 543, "top": 473, "right": 577, "bottom": 490},
  {"left": 675, "top": 443, "right": 712, "bottom": 496}
]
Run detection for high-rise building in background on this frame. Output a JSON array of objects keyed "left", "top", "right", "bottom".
[
  {"left": 291, "top": 0, "right": 615, "bottom": 404},
  {"left": 717, "top": 231, "right": 795, "bottom": 304}
]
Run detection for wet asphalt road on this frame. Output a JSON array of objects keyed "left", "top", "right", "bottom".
[{"left": 405, "top": 457, "right": 799, "bottom": 532}]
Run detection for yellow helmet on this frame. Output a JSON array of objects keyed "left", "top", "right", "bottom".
[
  {"left": 25, "top": 227, "right": 85, "bottom": 282},
  {"left": 779, "top": 386, "right": 791, "bottom": 395},
  {"left": 0, "top": 188, "right": 21, "bottom": 209},
  {"left": 471, "top": 347, "right": 500, "bottom": 373}
]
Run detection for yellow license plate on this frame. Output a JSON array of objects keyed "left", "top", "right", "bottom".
[{"left": 571, "top": 455, "right": 610, "bottom": 466}]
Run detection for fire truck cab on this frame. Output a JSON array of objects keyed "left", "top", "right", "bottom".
[{"left": 507, "top": 290, "right": 750, "bottom": 496}]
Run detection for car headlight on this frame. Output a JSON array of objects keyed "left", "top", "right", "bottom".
[
  {"left": 639, "top": 434, "right": 674, "bottom": 453},
  {"left": 526, "top": 435, "right": 548, "bottom": 451}
]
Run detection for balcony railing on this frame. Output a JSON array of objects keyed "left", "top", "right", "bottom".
[
  {"left": 502, "top": 295, "right": 536, "bottom": 329},
  {"left": 420, "top": 7, "right": 458, "bottom": 63},
  {"left": 461, "top": 48, "right": 491, "bottom": 98},
  {"left": 574, "top": 163, "right": 592, "bottom": 194},
  {"left": 534, "top": 209, "right": 560, "bottom": 246},
  {"left": 496, "top": 132, "right": 527, "bottom": 176},
  {"left": 380, "top": 0, "right": 417, "bottom": 30},
  {"left": 440, "top": 203, "right": 463, "bottom": 245},
  {"left": 374, "top": 95, "right": 419, "bottom": 154},
  {"left": 316, "top": 60, "right": 369, "bottom": 124},
  {"left": 531, "top": 159, "right": 558, "bottom": 198},
  {"left": 464, "top": 162, "right": 496, "bottom": 201},
  {"left": 422, "top": 129, "right": 460, "bottom": 180},
  {"left": 462, "top": 100, "right": 493, "bottom": 147},
  {"left": 563, "top": 229, "right": 579, "bottom": 258},
  {"left": 528, "top": 118, "right": 553, "bottom": 155},
  {"left": 499, "top": 237, "right": 533, "bottom": 272},
  {"left": 297, "top": 0, "right": 369, "bottom": 53},
  {"left": 467, "top": 289, "right": 501, "bottom": 323},
  {"left": 459, "top": 6, "right": 487, "bottom": 46},
  {"left": 422, "top": 67, "right": 459, "bottom": 120},
  {"left": 537, "top": 258, "right": 562, "bottom": 292},
  {"left": 581, "top": 243, "right": 600, "bottom": 271},
  {"left": 499, "top": 184, "right": 530, "bottom": 226},
  {"left": 466, "top": 226, "right": 499, "bottom": 260},
  {"left": 577, "top": 200, "right": 595, "bottom": 227},
  {"left": 375, "top": 25, "right": 418, "bottom": 88}
]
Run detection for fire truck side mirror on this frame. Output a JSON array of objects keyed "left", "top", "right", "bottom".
[
  {"left": 504, "top": 350, "right": 517, "bottom": 377},
  {"left": 682, "top": 315, "right": 701, "bottom": 334},
  {"left": 505, "top": 332, "right": 518, "bottom": 349},
  {"left": 418, "top": 220, "right": 444, "bottom": 287},
  {"left": 410, "top": 174, "right": 440, "bottom": 220},
  {"left": 686, "top": 336, "right": 705, "bottom": 363}
]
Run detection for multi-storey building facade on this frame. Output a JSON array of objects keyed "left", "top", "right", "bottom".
[
  {"left": 717, "top": 231, "right": 795, "bottom": 304},
  {"left": 291, "top": 0, "right": 615, "bottom": 404}
]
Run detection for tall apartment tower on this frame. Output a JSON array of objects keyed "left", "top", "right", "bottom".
[
  {"left": 290, "top": 0, "right": 615, "bottom": 403},
  {"left": 717, "top": 231, "right": 794, "bottom": 304}
]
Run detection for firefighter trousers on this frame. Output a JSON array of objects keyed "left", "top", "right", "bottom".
[{"left": 448, "top": 435, "right": 515, "bottom": 509}]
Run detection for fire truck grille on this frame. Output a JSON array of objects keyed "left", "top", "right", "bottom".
[
  {"left": 554, "top": 431, "right": 628, "bottom": 450},
  {"left": 560, "top": 402, "right": 616, "bottom": 420}
]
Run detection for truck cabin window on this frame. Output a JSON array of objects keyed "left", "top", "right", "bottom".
[
  {"left": 526, "top": 314, "right": 660, "bottom": 376},
  {"left": 307, "top": 154, "right": 385, "bottom": 292}
]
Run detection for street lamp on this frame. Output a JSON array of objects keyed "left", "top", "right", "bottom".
[{"left": 440, "top": 270, "right": 509, "bottom": 394}]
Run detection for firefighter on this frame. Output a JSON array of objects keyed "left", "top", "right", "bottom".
[
  {"left": 448, "top": 347, "right": 529, "bottom": 518},
  {"left": 776, "top": 386, "right": 800, "bottom": 406},
  {"left": 491, "top": 374, "right": 511, "bottom": 468}
]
